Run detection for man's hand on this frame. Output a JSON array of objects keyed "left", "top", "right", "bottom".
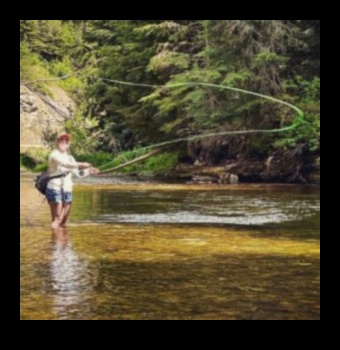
[
  {"left": 78, "top": 162, "right": 91, "bottom": 169},
  {"left": 89, "top": 167, "right": 100, "bottom": 175}
]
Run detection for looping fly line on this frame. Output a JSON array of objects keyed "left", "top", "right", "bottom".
[
  {"left": 96, "top": 78, "right": 305, "bottom": 173},
  {"left": 21, "top": 75, "right": 305, "bottom": 172},
  {"left": 101, "top": 78, "right": 304, "bottom": 149}
]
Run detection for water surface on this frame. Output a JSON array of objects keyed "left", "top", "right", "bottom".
[{"left": 20, "top": 179, "right": 320, "bottom": 320}]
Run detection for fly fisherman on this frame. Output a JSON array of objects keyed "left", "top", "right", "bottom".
[{"left": 46, "top": 133, "right": 99, "bottom": 229}]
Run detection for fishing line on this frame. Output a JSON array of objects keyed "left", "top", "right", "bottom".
[
  {"left": 21, "top": 74, "right": 305, "bottom": 171},
  {"left": 24, "top": 197, "right": 47, "bottom": 226},
  {"left": 99, "top": 78, "right": 305, "bottom": 171}
]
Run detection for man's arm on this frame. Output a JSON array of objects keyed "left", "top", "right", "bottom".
[{"left": 49, "top": 152, "right": 90, "bottom": 170}]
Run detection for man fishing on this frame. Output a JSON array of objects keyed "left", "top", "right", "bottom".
[{"left": 46, "top": 133, "right": 99, "bottom": 229}]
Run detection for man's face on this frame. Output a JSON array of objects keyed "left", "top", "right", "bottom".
[{"left": 57, "top": 139, "right": 70, "bottom": 152}]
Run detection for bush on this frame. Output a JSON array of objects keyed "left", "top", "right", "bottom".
[
  {"left": 275, "top": 77, "right": 320, "bottom": 152},
  {"left": 143, "top": 152, "right": 179, "bottom": 174},
  {"left": 20, "top": 154, "right": 37, "bottom": 169},
  {"left": 65, "top": 113, "right": 103, "bottom": 156},
  {"left": 33, "top": 164, "right": 48, "bottom": 173},
  {"left": 76, "top": 152, "right": 113, "bottom": 168},
  {"left": 99, "top": 150, "right": 179, "bottom": 175},
  {"left": 20, "top": 150, "right": 49, "bottom": 173}
]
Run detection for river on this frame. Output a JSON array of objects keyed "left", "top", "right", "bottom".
[{"left": 20, "top": 177, "right": 320, "bottom": 320}]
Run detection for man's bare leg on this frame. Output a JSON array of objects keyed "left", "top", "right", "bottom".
[
  {"left": 60, "top": 203, "right": 72, "bottom": 227},
  {"left": 49, "top": 202, "right": 63, "bottom": 229}
]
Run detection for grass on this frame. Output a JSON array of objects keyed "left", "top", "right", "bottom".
[
  {"left": 20, "top": 150, "right": 179, "bottom": 176},
  {"left": 77, "top": 150, "right": 179, "bottom": 175},
  {"left": 75, "top": 152, "right": 114, "bottom": 168},
  {"left": 141, "top": 152, "right": 179, "bottom": 174},
  {"left": 20, "top": 153, "right": 48, "bottom": 173}
]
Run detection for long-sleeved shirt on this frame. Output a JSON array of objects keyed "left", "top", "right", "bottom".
[{"left": 47, "top": 149, "right": 79, "bottom": 192}]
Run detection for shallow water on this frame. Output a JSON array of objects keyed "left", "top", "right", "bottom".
[{"left": 20, "top": 178, "right": 320, "bottom": 320}]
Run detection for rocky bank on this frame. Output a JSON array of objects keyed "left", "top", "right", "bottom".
[{"left": 20, "top": 85, "right": 75, "bottom": 150}]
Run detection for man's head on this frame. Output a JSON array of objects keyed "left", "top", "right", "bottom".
[{"left": 56, "top": 133, "right": 71, "bottom": 152}]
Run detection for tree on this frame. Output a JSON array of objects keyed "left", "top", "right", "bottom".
[{"left": 20, "top": 20, "right": 320, "bottom": 169}]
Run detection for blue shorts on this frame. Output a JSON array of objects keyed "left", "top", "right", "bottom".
[{"left": 46, "top": 188, "right": 73, "bottom": 204}]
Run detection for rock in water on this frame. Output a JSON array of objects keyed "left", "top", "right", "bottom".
[
  {"left": 191, "top": 176, "right": 217, "bottom": 184},
  {"left": 230, "top": 174, "right": 239, "bottom": 184},
  {"left": 219, "top": 173, "right": 239, "bottom": 184}
]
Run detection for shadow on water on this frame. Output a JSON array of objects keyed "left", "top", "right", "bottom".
[{"left": 20, "top": 180, "right": 320, "bottom": 320}]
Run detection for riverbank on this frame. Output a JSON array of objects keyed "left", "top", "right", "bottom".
[
  {"left": 169, "top": 161, "right": 320, "bottom": 184},
  {"left": 20, "top": 147, "right": 320, "bottom": 184}
]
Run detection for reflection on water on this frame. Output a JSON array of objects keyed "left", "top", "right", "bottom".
[
  {"left": 20, "top": 180, "right": 320, "bottom": 320},
  {"left": 50, "top": 229, "right": 94, "bottom": 320}
]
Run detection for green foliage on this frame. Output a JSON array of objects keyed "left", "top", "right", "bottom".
[
  {"left": 148, "top": 51, "right": 190, "bottom": 72},
  {"left": 20, "top": 153, "right": 37, "bottom": 169},
  {"left": 65, "top": 113, "right": 103, "bottom": 156},
  {"left": 49, "top": 58, "right": 85, "bottom": 95},
  {"left": 98, "top": 150, "right": 179, "bottom": 175},
  {"left": 99, "top": 148, "right": 150, "bottom": 171},
  {"left": 275, "top": 77, "right": 320, "bottom": 152},
  {"left": 20, "top": 20, "right": 89, "bottom": 97},
  {"left": 20, "top": 20, "right": 79, "bottom": 61},
  {"left": 21, "top": 20, "right": 320, "bottom": 175},
  {"left": 252, "top": 52, "right": 288, "bottom": 67},
  {"left": 20, "top": 150, "right": 49, "bottom": 172},
  {"left": 142, "top": 152, "right": 179, "bottom": 174},
  {"left": 75, "top": 152, "right": 113, "bottom": 168},
  {"left": 34, "top": 164, "right": 49, "bottom": 173},
  {"left": 20, "top": 41, "right": 51, "bottom": 93},
  {"left": 223, "top": 70, "right": 253, "bottom": 86},
  {"left": 94, "top": 148, "right": 178, "bottom": 175}
]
